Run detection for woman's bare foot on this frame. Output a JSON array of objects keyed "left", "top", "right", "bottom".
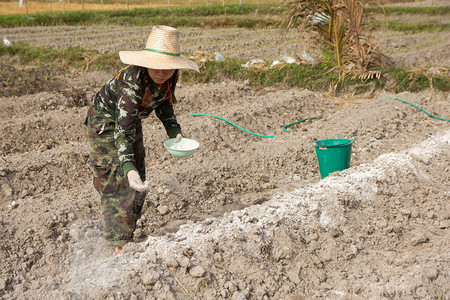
[{"left": 114, "top": 246, "right": 123, "bottom": 256}]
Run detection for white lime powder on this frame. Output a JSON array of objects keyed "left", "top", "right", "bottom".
[{"left": 170, "top": 140, "right": 198, "bottom": 151}]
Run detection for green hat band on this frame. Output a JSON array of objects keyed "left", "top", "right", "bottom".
[{"left": 143, "top": 48, "right": 180, "bottom": 56}]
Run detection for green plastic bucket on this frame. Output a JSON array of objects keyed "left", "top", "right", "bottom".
[{"left": 313, "top": 138, "right": 353, "bottom": 179}]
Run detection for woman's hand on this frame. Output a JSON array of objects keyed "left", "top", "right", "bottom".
[
  {"left": 127, "top": 170, "right": 150, "bottom": 192},
  {"left": 174, "top": 134, "right": 183, "bottom": 143}
]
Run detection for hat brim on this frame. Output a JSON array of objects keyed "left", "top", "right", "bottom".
[{"left": 119, "top": 50, "right": 199, "bottom": 73}]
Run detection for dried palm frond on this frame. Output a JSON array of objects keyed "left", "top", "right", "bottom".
[
  {"left": 352, "top": 70, "right": 382, "bottom": 80},
  {"left": 346, "top": 0, "right": 363, "bottom": 62},
  {"left": 358, "top": 39, "right": 389, "bottom": 71},
  {"left": 282, "top": 0, "right": 388, "bottom": 77}
]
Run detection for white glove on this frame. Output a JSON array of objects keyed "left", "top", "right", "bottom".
[
  {"left": 174, "top": 133, "right": 183, "bottom": 143},
  {"left": 127, "top": 170, "right": 150, "bottom": 192}
]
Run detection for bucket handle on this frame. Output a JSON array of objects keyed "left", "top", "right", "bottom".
[{"left": 313, "top": 139, "right": 353, "bottom": 148}]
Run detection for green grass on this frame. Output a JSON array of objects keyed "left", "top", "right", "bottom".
[
  {"left": 2, "top": 43, "right": 448, "bottom": 93},
  {"left": 385, "top": 67, "right": 449, "bottom": 93},
  {"left": 364, "top": 6, "right": 450, "bottom": 34},
  {"left": 0, "top": 4, "right": 285, "bottom": 28},
  {"left": 369, "top": 21, "right": 450, "bottom": 33},
  {"left": 0, "top": 43, "right": 119, "bottom": 70},
  {"left": 365, "top": 6, "right": 450, "bottom": 16},
  {"left": 2, "top": 4, "right": 448, "bottom": 34}
]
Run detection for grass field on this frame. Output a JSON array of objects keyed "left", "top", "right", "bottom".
[
  {"left": 2, "top": 0, "right": 448, "bottom": 17},
  {"left": 1, "top": 2, "right": 448, "bottom": 93},
  {"left": 0, "top": 0, "right": 280, "bottom": 15}
]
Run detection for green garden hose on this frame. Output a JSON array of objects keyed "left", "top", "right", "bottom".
[
  {"left": 190, "top": 96, "right": 448, "bottom": 139},
  {"left": 282, "top": 116, "right": 324, "bottom": 133},
  {"left": 189, "top": 113, "right": 324, "bottom": 138},
  {"left": 378, "top": 96, "right": 449, "bottom": 122},
  {"left": 189, "top": 113, "right": 276, "bottom": 138}
]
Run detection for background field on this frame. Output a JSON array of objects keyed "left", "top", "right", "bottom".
[
  {"left": 1, "top": 0, "right": 281, "bottom": 15},
  {"left": 0, "top": 1, "right": 449, "bottom": 299}
]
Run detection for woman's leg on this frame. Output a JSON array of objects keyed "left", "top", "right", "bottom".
[{"left": 86, "top": 108, "right": 139, "bottom": 248}]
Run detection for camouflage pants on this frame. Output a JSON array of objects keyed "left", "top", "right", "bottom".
[{"left": 85, "top": 106, "right": 146, "bottom": 247}]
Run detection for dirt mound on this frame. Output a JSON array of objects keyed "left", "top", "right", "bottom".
[
  {"left": 1, "top": 70, "right": 449, "bottom": 298},
  {"left": 69, "top": 130, "right": 450, "bottom": 300}
]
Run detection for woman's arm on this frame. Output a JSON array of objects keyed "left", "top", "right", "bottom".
[{"left": 114, "top": 70, "right": 143, "bottom": 173}]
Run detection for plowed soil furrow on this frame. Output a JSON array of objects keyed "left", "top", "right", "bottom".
[
  {"left": 0, "top": 143, "right": 90, "bottom": 203},
  {"left": 0, "top": 108, "right": 87, "bottom": 155},
  {"left": 1, "top": 26, "right": 449, "bottom": 67}
]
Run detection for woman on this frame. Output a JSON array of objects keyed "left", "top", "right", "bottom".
[{"left": 85, "top": 25, "right": 199, "bottom": 255}]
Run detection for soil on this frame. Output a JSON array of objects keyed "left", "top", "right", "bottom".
[{"left": 0, "top": 5, "right": 449, "bottom": 300}]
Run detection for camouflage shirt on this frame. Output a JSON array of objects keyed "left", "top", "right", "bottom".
[{"left": 91, "top": 65, "right": 182, "bottom": 166}]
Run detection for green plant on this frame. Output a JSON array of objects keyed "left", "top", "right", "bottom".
[
  {"left": 2, "top": 44, "right": 448, "bottom": 93},
  {"left": 282, "top": 0, "right": 387, "bottom": 80}
]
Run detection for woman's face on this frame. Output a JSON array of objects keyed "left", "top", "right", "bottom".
[{"left": 147, "top": 68, "right": 175, "bottom": 84}]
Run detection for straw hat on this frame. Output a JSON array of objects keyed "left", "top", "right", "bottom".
[{"left": 119, "top": 25, "right": 199, "bottom": 72}]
